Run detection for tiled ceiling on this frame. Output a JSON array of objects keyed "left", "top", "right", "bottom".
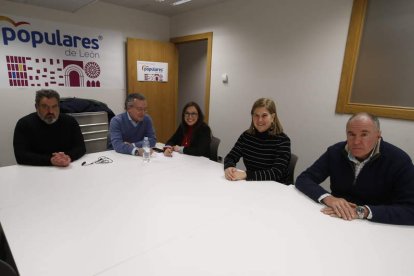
[{"left": 6, "top": 0, "right": 229, "bottom": 16}]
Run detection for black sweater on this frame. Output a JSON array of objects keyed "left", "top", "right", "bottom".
[
  {"left": 165, "top": 123, "right": 212, "bottom": 158},
  {"left": 13, "top": 112, "right": 86, "bottom": 166},
  {"left": 224, "top": 131, "right": 291, "bottom": 183}
]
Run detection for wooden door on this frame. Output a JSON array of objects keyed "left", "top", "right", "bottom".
[{"left": 127, "top": 38, "right": 178, "bottom": 143}]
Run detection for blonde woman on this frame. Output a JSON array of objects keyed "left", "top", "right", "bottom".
[{"left": 224, "top": 98, "right": 291, "bottom": 184}]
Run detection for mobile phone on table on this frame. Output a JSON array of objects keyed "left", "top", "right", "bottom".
[{"left": 152, "top": 147, "right": 163, "bottom": 153}]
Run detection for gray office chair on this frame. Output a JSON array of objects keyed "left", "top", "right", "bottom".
[
  {"left": 0, "top": 260, "right": 17, "bottom": 276},
  {"left": 209, "top": 136, "right": 221, "bottom": 162},
  {"left": 286, "top": 153, "right": 298, "bottom": 185}
]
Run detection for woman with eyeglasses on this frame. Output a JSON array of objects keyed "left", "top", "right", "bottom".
[
  {"left": 164, "top": 102, "right": 211, "bottom": 158},
  {"left": 224, "top": 98, "right": 291, "bottom": 184}
]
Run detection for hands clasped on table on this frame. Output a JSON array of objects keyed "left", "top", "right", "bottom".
[
  {"left": 51, "top": 152, "right": 71, "bottom": 167},
  {"left": 321, "top": 195, "right": 361, "bottom": 221},
  {"left": 224, "top": 167, "right": 247, "bottom": 181}
]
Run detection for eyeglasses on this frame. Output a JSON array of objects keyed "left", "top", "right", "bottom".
[
  {"left": 184, "top": 112, "right": 198, "bottom": 117},
  {"left": 134, "top": 107, "right": 147, "bottom": 113}
]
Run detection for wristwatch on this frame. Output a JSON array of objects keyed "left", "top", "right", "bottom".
[{"left": 356, "top": 206, "right": 365, "bottom": 219}]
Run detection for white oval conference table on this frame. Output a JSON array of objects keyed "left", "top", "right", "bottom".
[{"left": 0, "top": 150, "right": 413, "bottom": 276}]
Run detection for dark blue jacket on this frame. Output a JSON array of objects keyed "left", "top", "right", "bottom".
[{"left": 296, "top": 140, "right": 414, "bottom": 225}]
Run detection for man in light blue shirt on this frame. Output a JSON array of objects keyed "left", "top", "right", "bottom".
[{"left": 109, "top": 93, "right": 156, "bottom": 155}]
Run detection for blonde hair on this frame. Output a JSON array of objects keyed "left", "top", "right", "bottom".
[{"left": 246, "top": 98, "right": 283, "bottom": 135}]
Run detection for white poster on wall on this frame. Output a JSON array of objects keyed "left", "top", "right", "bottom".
[
  {"left": 0, "top": 14, "right": 123, "bottom": 89},
  {"left": 137, "top": 61, "right": 168, "bottom": 82}
]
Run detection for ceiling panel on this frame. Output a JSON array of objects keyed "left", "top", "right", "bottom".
[
  {"left": 6, "top": 0, "right": 229, "bottom": 16},
  {"left": 7, "top": 0, "right": 98, "bottom": 13}
]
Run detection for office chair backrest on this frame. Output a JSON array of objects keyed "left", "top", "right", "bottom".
[
  {"left": 68, "top": 111, "right": 109, "bottom": 153},
  {"left": 209, "top": 136, "right": 221, "bottom": 162},
  {"left": 286, "top": 153, "right": 298, "bottom": 185},
  {"left": 0, "top": 260, "right": 17, "bottom": 276}
]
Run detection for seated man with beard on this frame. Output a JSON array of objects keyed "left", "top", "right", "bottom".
[{"left": 13, "top": 89, "right": 86, "bottom": 167}]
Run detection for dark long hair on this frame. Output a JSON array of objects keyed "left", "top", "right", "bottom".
[{"left": 181, "top": 101, "right": 205, "bottom": 131}]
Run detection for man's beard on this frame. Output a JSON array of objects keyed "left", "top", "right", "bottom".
[{"left": 39, "top": 113, "right": 58, "bottom": 124}]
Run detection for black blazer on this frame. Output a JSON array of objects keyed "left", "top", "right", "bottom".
[{"left": 165, "top": 122, "right": 211, "bottom": 158}]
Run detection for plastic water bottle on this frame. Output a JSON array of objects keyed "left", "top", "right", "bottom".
[{"left": 142, "top": 137, "right": 151, "bottom": 163}]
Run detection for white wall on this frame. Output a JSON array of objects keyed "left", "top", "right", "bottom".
[
  {"left": 0, "top": 0, "right": 169, "bottom": 166},
  {"left": 171, "top": 0, "right": 414, "bottom": 179}
]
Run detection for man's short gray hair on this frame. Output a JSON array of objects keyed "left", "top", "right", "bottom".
[
  {"left": 35, "top": 89, "right": 60, "bottom": 106},
  {"left": 347, "top": 112, "right": 380, "bottom": 130},
  {"left": 125, "top": 93, "right": 146, "bottom": 109}
]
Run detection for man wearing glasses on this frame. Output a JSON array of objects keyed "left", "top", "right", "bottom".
[
  {"left": 109, "top": 93, "right": 156, "bottom": 156},
  {"left": 13, "top": 89, "right": 86, "bottom": 166}
]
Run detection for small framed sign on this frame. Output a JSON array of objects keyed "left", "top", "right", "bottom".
[{"left": 137, "top": 61, "right": 168, "bottom": 82}]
